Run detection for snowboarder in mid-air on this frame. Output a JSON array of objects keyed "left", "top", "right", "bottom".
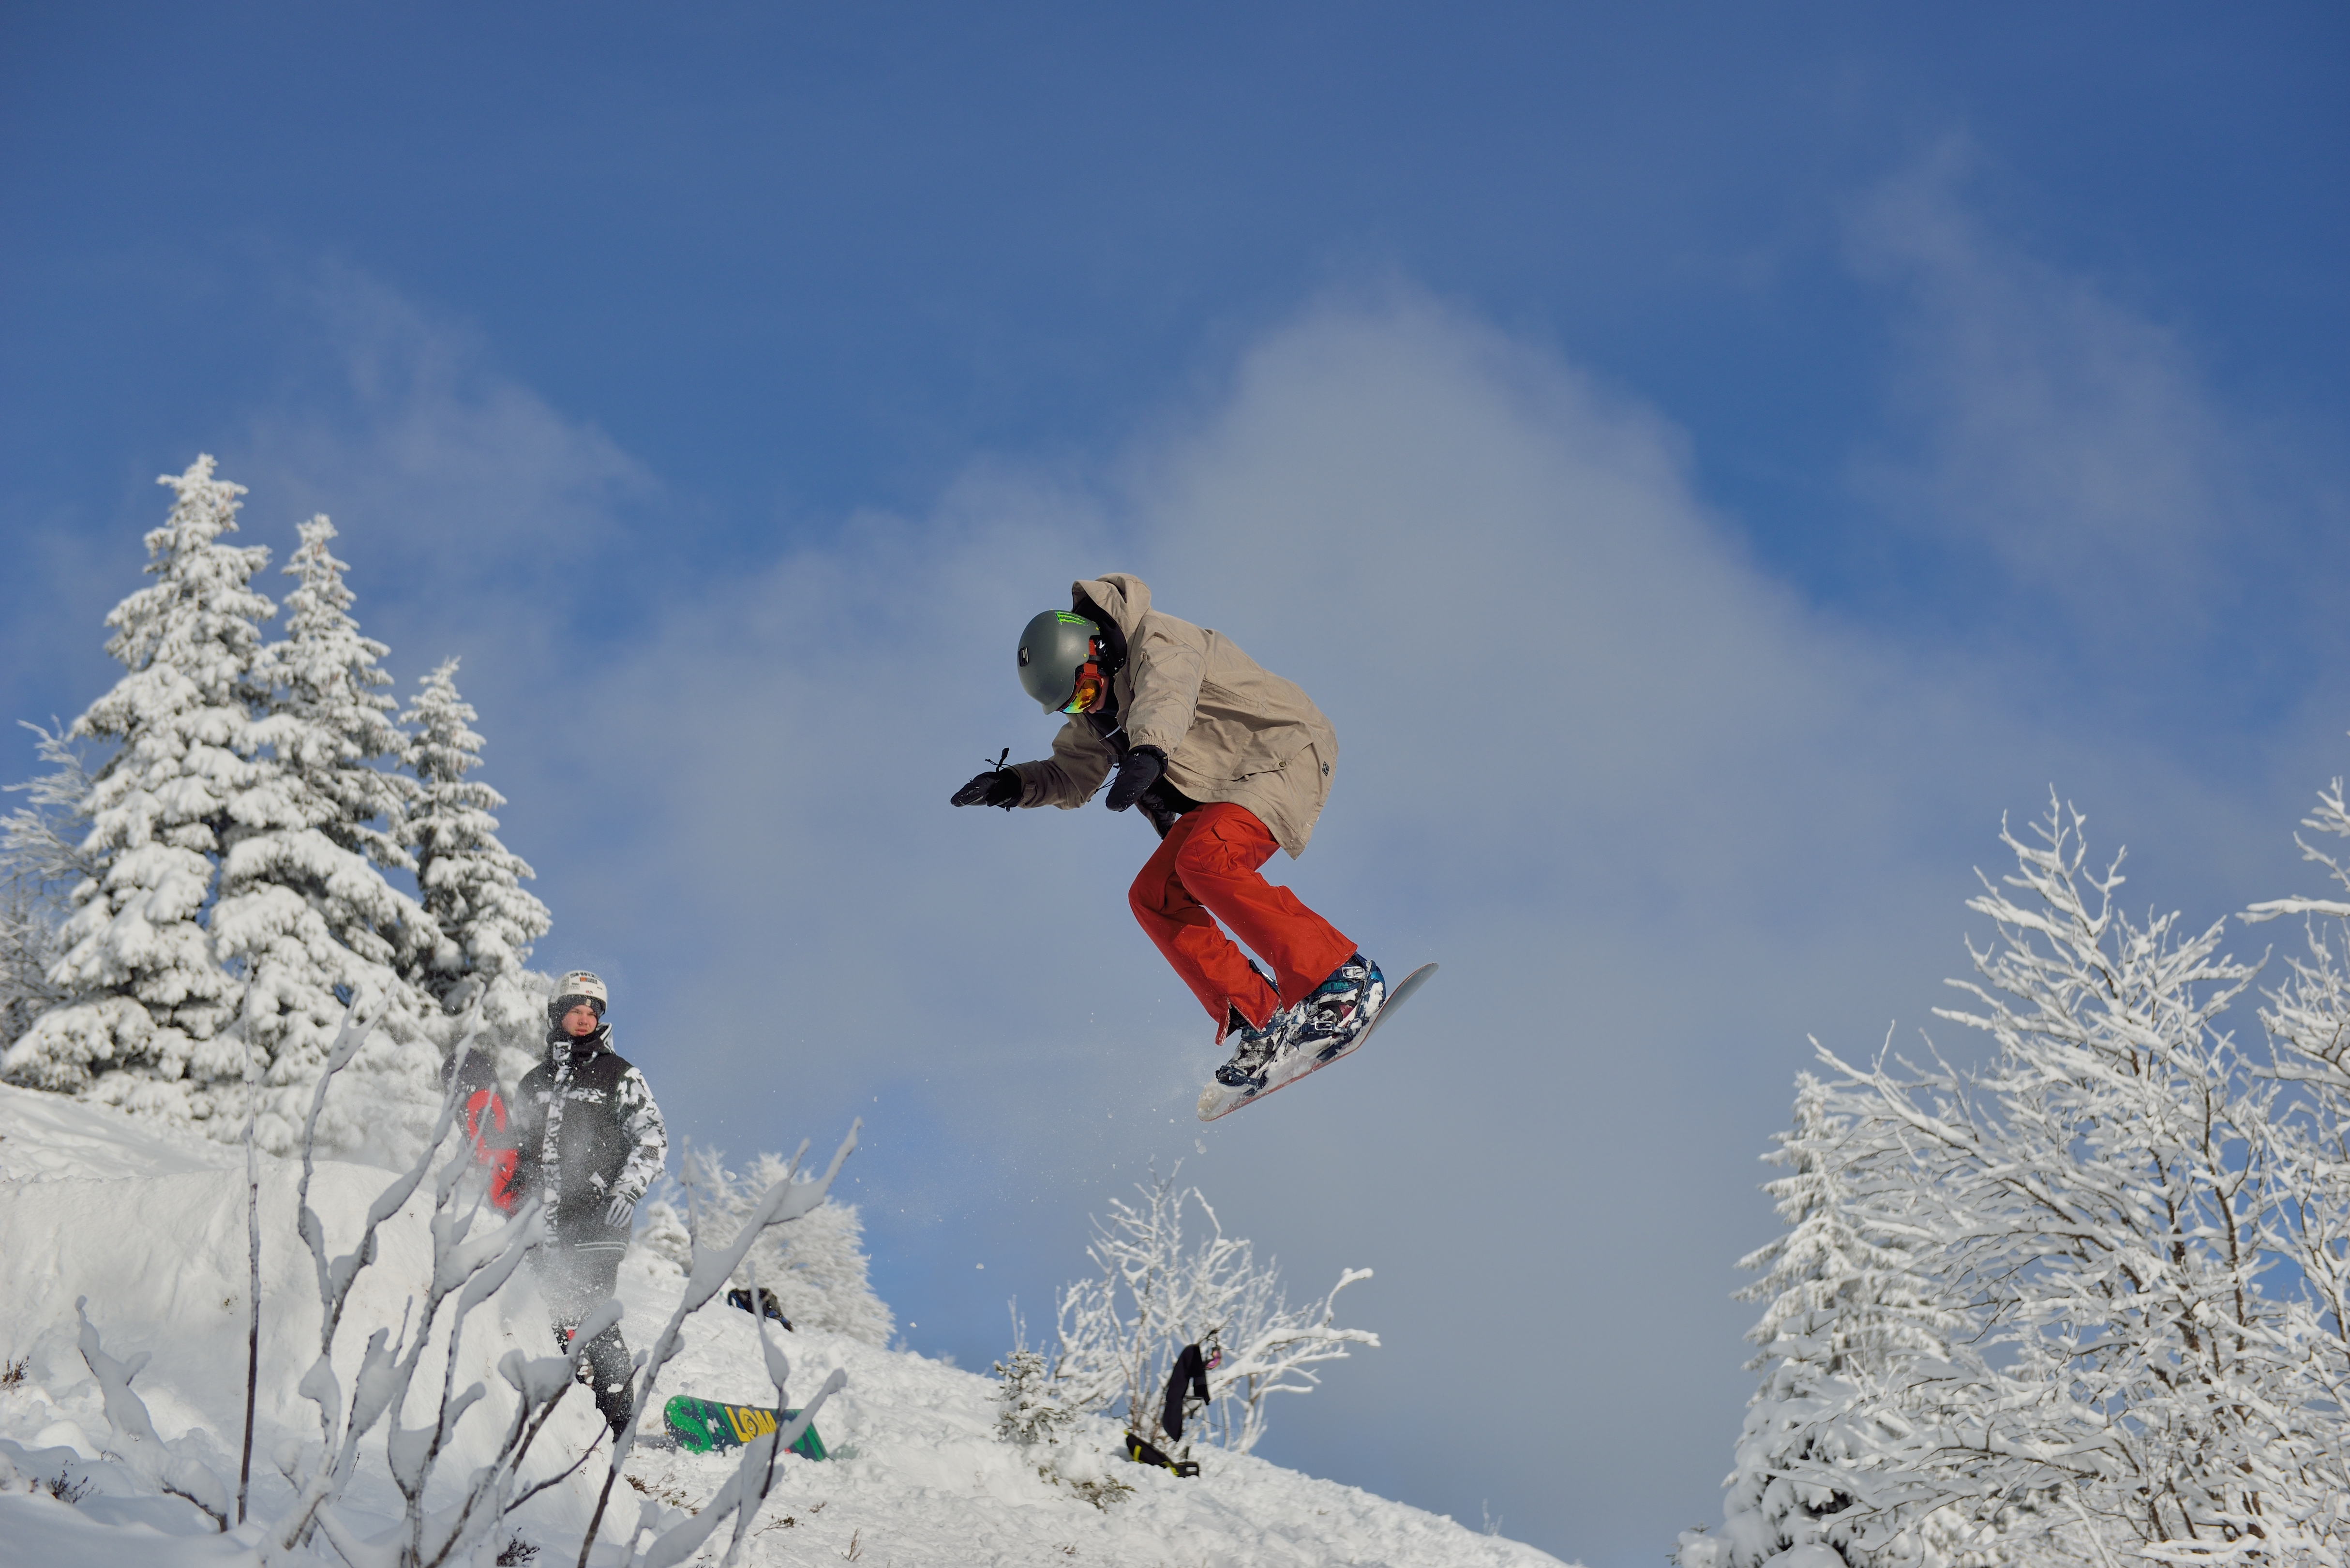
[
  {"left": 952, "top": 574, "right": 1407, "bottom": 1107},
  {"left": 510, "top": 970, "right": 668, "bottom": 1440}
]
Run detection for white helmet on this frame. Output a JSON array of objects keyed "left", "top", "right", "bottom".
[{"left": 551, "top": 970, "right": 609, "bottom": 1018}]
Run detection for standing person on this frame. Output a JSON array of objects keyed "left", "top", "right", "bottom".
[
  {"left": 950, "top": 574, "right": 1384, "bottom": 1093},
  {"left": 510, "top": 970, "right": 668, "bottom": 1441}
]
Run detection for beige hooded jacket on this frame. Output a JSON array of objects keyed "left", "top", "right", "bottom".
[{"left": 1009, "top": 574, "right": 1337, "bottom": 858}]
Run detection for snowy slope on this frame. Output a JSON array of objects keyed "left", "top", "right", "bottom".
[{"left": 0, "top": 1083, "right": 1573, "bottom": 1567}]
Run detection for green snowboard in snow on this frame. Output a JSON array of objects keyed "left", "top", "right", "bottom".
[{"left": 663, "top": 1394, "right": 828, "bottom": 1460}]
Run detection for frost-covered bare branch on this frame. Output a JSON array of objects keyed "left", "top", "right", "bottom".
[
  {"left": 571, "top": 1120, "right": 862, "bottom": 1566},
  {"left": 1688, "top": 792, "right": 2350, "bottom": 1567},
  {"left": 0, "top": 723, "right": 92, "bottom": 1053},
  {"left": 1039, "top": 1167, "right": 1375, "bottom": 1458},
  {"left": 74, "top": 1296, "right": 233, "bottom": 1533},
  {"left": 262, "top": 1007, "right": 588, "bottom": 1568}
]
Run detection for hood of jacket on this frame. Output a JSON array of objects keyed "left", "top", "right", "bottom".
[{"left": 1074, "top": 574, "right": 1152, "bottom": 649}]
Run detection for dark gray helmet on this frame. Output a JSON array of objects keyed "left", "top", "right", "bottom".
[{"left": 1017, "top": 610, "right": 1101, "bottom": 712}]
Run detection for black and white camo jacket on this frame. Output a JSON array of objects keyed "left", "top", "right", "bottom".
[{"left": 510, "top": 1024, "right": 668, "bottom": 1247}]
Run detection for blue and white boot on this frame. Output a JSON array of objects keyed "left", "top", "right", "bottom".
[
  {"left": 1213, "top": 1006, "right": 1293, "bottom": 1089},
  {"left": 1286, "top": 953, "right": 1386, "bottom": 1062}
]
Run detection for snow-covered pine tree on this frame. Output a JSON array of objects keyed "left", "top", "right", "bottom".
[
  {"left": 215, "top": 513, "right": 440, "bottom": 1152},
  {"left": 2, "top": 458, "right": 271, "bottom": 1107},
  {"left": 256, "top": 517, "right": 418, "bottom": 899},
  {"left": 398, "top": 657, "right": 550, "bottom": 1015},
  {"left": 1676, "top": 1075, "right": 1982, "bottom": 1568}
]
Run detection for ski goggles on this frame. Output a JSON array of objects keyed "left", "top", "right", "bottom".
[{"left": 1062, "top": 658, "right": 1109, "bottom": 715}]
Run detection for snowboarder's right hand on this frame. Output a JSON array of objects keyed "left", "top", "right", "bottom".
[
  {"left": 951, "top": 768, "right": 1021, "bottom": 808},
  {"left": 1104, "top": 745, "right": 1166, "bottom": 812}
]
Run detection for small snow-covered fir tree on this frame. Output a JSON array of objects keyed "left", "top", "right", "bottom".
[
  {"left": 3, "top": 458, "right": 272, "bottom": 1104},
  {"left": 398, "top": 658, "right": 550, "bottom": 1015},
  {"left": 993, "top": 1347, "right": 1076, "bottom": 1450},
  {"left": 638, "top": 1141, "right": 896, "bottom": 1345}
]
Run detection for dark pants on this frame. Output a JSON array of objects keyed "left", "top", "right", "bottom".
[{"left": 537, "top": 1240, "right": 634, "bottom": 1434}]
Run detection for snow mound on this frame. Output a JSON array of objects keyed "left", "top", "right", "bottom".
[
  {"left": 0, "top": 1083, "right": 1572, "bottom": 1566},
  {"left": 0, "top": 1081, "right": 243, "bottom": 1183}
]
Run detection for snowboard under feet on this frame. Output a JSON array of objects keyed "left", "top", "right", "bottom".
[
  {"left": 662, "top": 1394, "right": 828, "bottom": 1460},
  {"left": 1197, "top": 962, "right": 1437, "bottom": 1122}
]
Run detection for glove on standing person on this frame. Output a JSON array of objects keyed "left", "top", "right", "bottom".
[{"left": 1105, "top": 745, "right": 1166, "bottom": 812}]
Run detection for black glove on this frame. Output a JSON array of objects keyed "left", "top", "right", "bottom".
[
  {"left": 952, "top": 768, "right": 1021, "bottom": 808},
  {"left": 1105, "top": 745, "right": 1166, "bottom": 813}
]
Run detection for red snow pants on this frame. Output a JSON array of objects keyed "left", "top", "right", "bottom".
[{"left": 1128, "top": 802, "right": 1355, "bottom": 1032}]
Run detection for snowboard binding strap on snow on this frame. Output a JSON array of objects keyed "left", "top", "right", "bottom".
[{"left": 1122, "top": 1433, "right": 1200, "bottom": 1477}]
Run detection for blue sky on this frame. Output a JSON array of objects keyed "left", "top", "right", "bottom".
[{"left": 4, "top": 7, "right": 2346, "bottom": 1563}]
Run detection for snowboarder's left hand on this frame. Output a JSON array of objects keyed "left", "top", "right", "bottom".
[
  {"left": 606, "top": 1194, "right": 636, "bottom": 1228},
  {"left": 1106, "top": 745, "right": 1167, "bottom": 812}
]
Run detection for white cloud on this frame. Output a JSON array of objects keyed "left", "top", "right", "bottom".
[
  {"left": 230, "top": 266, "right": 659, "bottom": 681},
  {"left": 1844, "top": 140, "right": 2272, "bottom": 652}
]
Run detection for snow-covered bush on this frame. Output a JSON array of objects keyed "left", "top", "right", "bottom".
[
  {"left": 987, "top": 1342, "right": 1134, "bottom": 1511},
  {"left": 638, "top": 1140, "right": 896, "bottom": 1346},
  {"left": 1029, "top": 1166, "right": 1376, "bottom": 1458},
  {"left": 1686, "top": 790, "right": 2350, "bottom": 1566},
  {"left": 993, "top": 1347, "right": 1074, "bottom": 1450}
]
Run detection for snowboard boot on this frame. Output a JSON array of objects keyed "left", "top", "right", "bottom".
[
  {"left": 1213, "top": 1006, "right": 1294, "bottom": 1089},
  {"left": 1212, "top": 958, "right": 1292, "bottom": 1088},
  {"left": 1285, "top": 953, "right": 1386, "bottom": 1062}
]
